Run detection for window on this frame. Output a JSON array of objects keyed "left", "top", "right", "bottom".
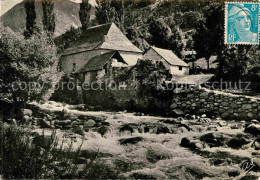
[
  {"left": 179, "top": 66, "right": 182, "bottom": 71},
  {"left": 72, "top": 63, "right": 76, "bottom": 72}
]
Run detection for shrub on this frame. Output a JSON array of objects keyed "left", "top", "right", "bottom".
[{"left": 0, "top": 123, "right": 119, "bottom": 178}]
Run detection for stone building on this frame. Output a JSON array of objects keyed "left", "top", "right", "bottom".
[
  {"left": 143, "top": 46, "right": 189, "bottom": 76},
  {"left": 60, "top": 22, "right": 143, "bottom": 75}
]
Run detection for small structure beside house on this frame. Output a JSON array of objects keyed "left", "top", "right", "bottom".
[
  {"left": 143, "top": 46, "right": 189, "bottom": 76},
  {"left": 60, "top": 22, "right": 143, "bottom": 74},
  {"left": 77, "top": 51, "right": 128, "bottom": 82}
]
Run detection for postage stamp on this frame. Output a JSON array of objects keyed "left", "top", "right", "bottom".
[{"left": 225, "top": 2, "right": 259, "bottom": 44}]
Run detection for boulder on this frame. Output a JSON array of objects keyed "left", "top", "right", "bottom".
[
  {"left": 240, "top": 175, "right": 259, "bottom": 180},
  {"left": 244, "top": 124, "right": 260, "bottom": 136},
  {"left": 180, "top": 137, "right": 191, "bottom": 148},
  {"left": 84, "top": 119, "right": 96, "bottom": 127},
  {"left": 21, "top": 109, "right": 32, "bottom": 117},
  {"left": 23, "top": 115, "right": 30, "bottom": 123},
  {"left": 253, "top": 138, "right": 260, "bottom": 150},
  {"left": 72, "top": 125, "right": 84, "bottom": 136},
  {"left": 75, "top": 104, "right": 85, "bottom": 111},
  {"left": 227, "top": 170, "right": 240, "bottom": 177},
  {"left": 118, "top": 136, "right": 144, "bottom": 145},
  {"left": 39, "top": 118, "right": 52, "bottom": 128},
  {"left": 154, "top": 124, "right": 170, "bottom": 134},
  {"left": 227, "top": 137, "right": 250, "bottom": 149},
  {"left": 170, "top": 103, "right": 178, "bottom": 110},
  {"left": 200, "top": 133, "right": 230, "bottom": 147},
  {"left": 201, "top": 114, "right": 207, "bottom": 118},
  {"left": 97, "top": 126, "right": 110, "bottom": 136},
  {"left": 251, "top": 119, "right": 259, "bottom": 124},
  {"left": 172, "top": 109, "right": 184, "bottom": 117}
]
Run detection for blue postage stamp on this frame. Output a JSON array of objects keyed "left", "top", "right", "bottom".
[{"left": 225, "top": 2, "right": 259, "bottom": 44}]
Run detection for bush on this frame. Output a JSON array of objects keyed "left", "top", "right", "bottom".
[
  {"left": 0, "top": 124, "right": 119, "bottom": 178},
  {"left": 0, "top": 24, "right": 62, "bottom": 111}
]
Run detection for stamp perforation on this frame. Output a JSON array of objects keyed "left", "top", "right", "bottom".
[{"left": 224, "top": 1, "right": 260, "bottom": 45}]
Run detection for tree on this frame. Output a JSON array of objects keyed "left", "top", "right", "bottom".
[
  {"left": 95, "top": 0, "right": 125, "bottom": 32},
  {"left": 42, "top": 0, "right": 55, "bottom": 33},
  {"left": 24, "top": 0, "right": 36, "bottom": 38},
  {"left": 0, "top": 24, "right": 62, "bottom": 112},
  {"left": 79, "top": 0, "right": 91, "bottom": 31},
  {"left": 148, "top": 17, "right": 184, "bottom": 57},
  {"left": 193, "top": 4, "right": 224, "bottom": 70}
]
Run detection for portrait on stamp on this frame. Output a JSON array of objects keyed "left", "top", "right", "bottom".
[{"left": 226, "top": 3, "right": 259, "bottom": 44}]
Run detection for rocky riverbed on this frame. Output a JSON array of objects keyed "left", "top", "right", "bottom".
[{"left": 13, "top": 101, "right": 260, "bottom": 179}]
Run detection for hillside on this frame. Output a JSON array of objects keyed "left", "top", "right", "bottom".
[{"left": 0, "top": 0, "right": 95, "bottom": 37}]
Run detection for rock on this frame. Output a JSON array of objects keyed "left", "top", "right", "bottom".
[
  {"left": 244, "top": 124, "right": 260, "bottom": 135},
  {"left": 154, "top": 124, "right": 170, "bottom": 134},
  {"left": 180, "top": 137, "right": 191, "bottom": 148},
  {"left": 72, "top": 125, "right": 84, "bottom": 136},
  {"left": 213, "top": 159, "right": 225, "bottom": 166},
  {"left": 160, "top": 119, "right": 179, "bottom": 125},
  {"left": 172, "top": 109, "right": 184, "bottom": 117},
  {"left": 71, "top": 121, "right": 78, "bottom": 128},
  {"left": 194, "top": 142, "right": 204, "bottom": 150},
  {"left": 97, "top": 126, "right": 110, "bottom": 136},
  {"left": 84, "top": 119, "right": 96, "bottom": 127},
  {"left": 178, "top": 126, "right": 189, "bottom": 133},
  {"left": 198, "top": 118, "right": 211, "bottom": 123},
  {"left": 177, "top": 117, "right": 184, "bottom": 121},
  {"left": 201, "top": 114, "right": 207, "bottom": 118},
  {"left": 39, "top": 118, "right": 52, "bottom": 128},
  {"left": 227, "top": 137, "right": 250, "bottom": 149},
  {"left": 177, "top": 123, "right": 191, "bottom": 131},
  {"left": 216, "top": 120, "right": 227, "bottom": 127},
  {"left": 170, "top": 103, "right": 178, "bottom": 110},
  {"left": 200, "top": 133, "right": 230, "bottom": 147},
  {"left": 75, "top": 104, "right": 85, "bottom": 111},
  {"left": 240, "top": 175, "right": 259, "bottom": 180},
  {"left": 119, "top": 137, "right": 144, "bottom": 145},
  {"left": 253, "top": 138, "right": 260, "bottom": 150},
  {"left": 21, "top": 109, "right": 32, "bottom": 117},
  {"left": 251, "top": 119, "right": 259, "bottom": 124},
  {"left": 228, "top": 170, "right": 240, "bottom": 177},
  {"left": 130, "top": 172, "right": 158, "bottom": 180},
  {"left": 119, "top": 124, "right": 134, "bottom": 134},
  {"left": 23, "top": 115, "right": 30, "bottom": 123}
]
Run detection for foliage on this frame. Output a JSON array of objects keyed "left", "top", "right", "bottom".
[
  {"left": 193, "top": 4, "right": 224, "bottom": 69},
  {"left": 0, "top": 24, "right": 62, "bottom": 108},
  {"left": 42, "top": 0, "right": 55, "bottom": 33},
  {"left": 95, "top": 0, "right": 125, "bottom": 32},
  {"left": 114, "top": 59, "right": 173, "bottom": 114},
  {"left": 79, "top": 0, "right": 92, "bottom": 31},
  {"left": 54, "top": 26, "right": 82, "bottom": 53},
  {"left": 23, "top": 0, "right": 37, "bottom": 38},
  {"left": 148, "top": 17, "right": 184, "bottom": 58},
  {"left": 0, "top": 123, "right": 119, "bottom": 178}
]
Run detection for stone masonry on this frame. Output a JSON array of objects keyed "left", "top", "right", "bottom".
[{"left": 170, "top": 88, "right": 260, "bottom": 120}]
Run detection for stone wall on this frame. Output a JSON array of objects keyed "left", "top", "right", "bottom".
[{"left": 170, "top": 88, "right": 260, "bottom": 120}]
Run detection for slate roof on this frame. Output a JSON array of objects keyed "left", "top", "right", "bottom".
[
  {"left": 63, "top": 23, "right": 142, "bottom": 55},
  {"left": 151, "top": 46, "right": 189, "bottom": 67}
]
